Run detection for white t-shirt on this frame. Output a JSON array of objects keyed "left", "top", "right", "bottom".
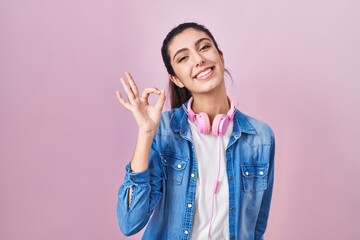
[{"left": 188, "top": 119, "right": 233, "bottom": 240}]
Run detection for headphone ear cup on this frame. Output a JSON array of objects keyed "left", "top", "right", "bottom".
[
  {"left": 212, "top": 114, "right": 223, "bottom": 136},
  {"left": 212, "top": 114, "right": 230, "bottom": 136},
  {"left": 196, "top": 112, "right": 211, "bottom": 134}
]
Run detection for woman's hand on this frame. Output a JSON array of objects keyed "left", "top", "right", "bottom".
[{"left": 116, "top": 72, "right": 166, "bottom": 134}]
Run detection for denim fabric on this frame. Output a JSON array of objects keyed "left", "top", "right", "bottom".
[{"left": 117, "top": 102, "right": 275, "bottom": 240}]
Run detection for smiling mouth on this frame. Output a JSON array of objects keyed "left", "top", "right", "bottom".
[{"left": 194, "top": 67, "right": 215, "bottom": 80}]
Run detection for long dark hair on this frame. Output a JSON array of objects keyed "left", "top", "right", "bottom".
[{"left": 161, "top": 22, "right": 223, "bottom": 109}]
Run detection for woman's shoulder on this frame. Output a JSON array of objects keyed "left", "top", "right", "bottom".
[
  {"left": 156, "top": 106, "right": 185, "bottom": 134},
  {"left": 160, "top": 106, "right": 183, "bottom": 121},
  {"left": 235, "top": 109, "right": 275, "bottom": 140}
]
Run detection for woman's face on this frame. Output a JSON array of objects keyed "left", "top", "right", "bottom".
[{"left": 168, "top": 28, "right": 225, "bottom": 96}]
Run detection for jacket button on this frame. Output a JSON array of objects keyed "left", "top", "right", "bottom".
[
  {"left": 231, "top": 207, "right": 235, "bottom": 212},
  {"left": 177, "top": 164, "right": 182, "bottom": 168},
  {"left": 188, "top": 204, "right": 192, "bottom": 208},
  {"left": 245, "top": 171, "right": 249, "bottom": 176},
  {"left": 259, "top": 171, "right": 264, "bottom": 175},
  {"left": 184, "top": 230, "right": 189, "bottom": 235},
  {"left": 229, "top": 176, "right": 234, "bottom": 180}
]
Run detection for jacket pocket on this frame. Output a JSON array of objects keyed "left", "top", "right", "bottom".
[
  {"left": 241, "top": 164, "right": 269, "bottom": 192},
  {"left": 160, "top": 153, "right": 188, "bottom": 185}
]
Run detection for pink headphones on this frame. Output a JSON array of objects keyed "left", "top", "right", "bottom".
[{"left": 184, "top": 97, "right": 236, "bottom": 136}]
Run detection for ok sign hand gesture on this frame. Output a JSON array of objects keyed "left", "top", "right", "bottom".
[{"left": 116, "top": 72, "right": 166, "bottom": 134}]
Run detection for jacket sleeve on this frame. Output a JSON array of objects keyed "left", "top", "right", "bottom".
[
  {"left": 116, "top": 137, "right": 163, "bottom": 236},
  {"left": 254, "top": 132, "right": 275, "bottom": 240}
]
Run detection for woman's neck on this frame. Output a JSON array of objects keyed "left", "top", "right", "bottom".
[{"left": 191, "top": 91, "right": 230, "bottom": 123}]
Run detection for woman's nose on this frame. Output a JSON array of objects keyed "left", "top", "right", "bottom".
[
  {"left": 193, "top": 53, "right": 206, "bottom": 67},
  {"left": 195, "top": 59, "right": 205, "bottom": 67}
]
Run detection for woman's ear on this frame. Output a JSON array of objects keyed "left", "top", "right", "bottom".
[{"left": 169, "top": 74, "right": 185, "bottom": 88}]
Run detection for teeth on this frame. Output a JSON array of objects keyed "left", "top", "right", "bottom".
[{"left": 197, "top": 68, "right": 212, "bottom": 78}]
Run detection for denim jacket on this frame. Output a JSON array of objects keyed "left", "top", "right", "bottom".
[{"left": 117, "top": 103, "right": 275, "bottom": 240}]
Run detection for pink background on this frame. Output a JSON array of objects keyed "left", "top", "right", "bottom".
[{"left": 1, "top": 0, "right": 359, "bottom": 239}]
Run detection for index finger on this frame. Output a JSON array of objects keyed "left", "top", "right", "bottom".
[{"left": 141, "top": 87, "right": 161, "bottom": 99}]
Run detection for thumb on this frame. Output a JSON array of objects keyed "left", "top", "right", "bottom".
[{"left": 155, "top": 89, "right": 166, "bottom": 110}]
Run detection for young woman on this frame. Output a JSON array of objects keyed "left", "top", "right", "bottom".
[{"left": 116, "top": 22, "right": 275, "bottom": 240}]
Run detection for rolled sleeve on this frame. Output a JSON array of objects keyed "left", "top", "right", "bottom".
[
  {"left": 123, "top": 163, "right": 151, "bottom": 187},
  {"left": 117, "top": 163, "right": 152, "bottom": 236},
  {"left": 117, "top": 137, "right": 164, "bottom": 236}
]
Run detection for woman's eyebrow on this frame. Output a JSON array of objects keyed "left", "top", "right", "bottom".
[{"left": 172, "top": 37, "right": 211, "bottom": 61}]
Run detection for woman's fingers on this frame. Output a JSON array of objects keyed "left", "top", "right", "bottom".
[
  {"left": 155, "top": 89, "right": 166, "bottom": 110},
  {"left": 117, "top": 72, "right": 165, "bottom": 115},
  {"left": 141, "top": 87, "right": 161, "bottom": 100},
  {"left": 120, "top": 77, "right": 136, "bottom": 102},
  {"left": 125, "top": 72, "right": 139, "bottom": 97},
  {"left": 140, "top": 88, "right": 166, "bottom": 112},
  {"left": 115, "top": 91, "right": 132, "bottom": 110}
]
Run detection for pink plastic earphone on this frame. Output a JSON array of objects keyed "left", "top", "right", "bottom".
[{"left": 185, "top": 97, "right": 236, "bottom": 136}]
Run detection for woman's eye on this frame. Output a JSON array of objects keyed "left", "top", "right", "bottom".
[
  {"left": 178, "top": 56, "right": 187, "bottom": 63},
  {"left": 200, "top": 45, "right": 210, "bottom": 51}
]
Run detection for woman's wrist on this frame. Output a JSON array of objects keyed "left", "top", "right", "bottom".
[{"left": 137, "top": 128, "right": 157, "bottom": 138}]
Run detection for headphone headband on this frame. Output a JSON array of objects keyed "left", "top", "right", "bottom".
[
  {"left": 183, "top": 97, "right": 235, "bottom": 136},
  {"left": 186, "top": 97, "right": 235, "bottom": 119}
]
